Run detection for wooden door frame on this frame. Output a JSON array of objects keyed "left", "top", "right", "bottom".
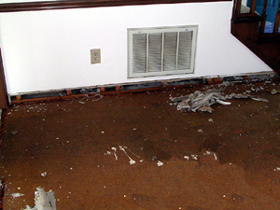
[{"left": 0, "top": 47, "right": 8, "bottom": 109}]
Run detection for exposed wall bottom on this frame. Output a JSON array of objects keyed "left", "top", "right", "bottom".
[{"left": 10, "top": 72, "right": 279, "bottom": 105}]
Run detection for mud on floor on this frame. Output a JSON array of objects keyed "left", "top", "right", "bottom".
[{"left": 0, "top": 80, "right": 280, "bottom": 210}]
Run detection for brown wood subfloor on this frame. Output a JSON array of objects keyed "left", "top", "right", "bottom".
[{"left": 1, "top": 81, "right": 280, "bottom": 210}]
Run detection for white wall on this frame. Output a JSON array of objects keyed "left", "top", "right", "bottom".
[{"left": 0, "top": 2, "right": 272, "bottom": 95}]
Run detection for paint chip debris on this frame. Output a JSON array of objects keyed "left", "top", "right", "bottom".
[
  {"left": 171, "top": 89, "right": 269, "bottom": 113},
  {"left": 270, "top": 89, "right": 279, "bottom": 94},
  {"left": 40, "top": 172, "right": 47, "bottom": 177},
  {"left": 184, "top": 156, "right": 190, "bottom": 160},
  {"left": 10, "top": 193, "right": 24, "bottom": 198},
  {"left": 23, "top": 187, "right": 56, "bottom": 210},
  {"left": 198, "top": 129, "right": 203, "bottom": 133},
  {"left": 203, "top": 151, "right": 218, "bottom": 160},
  {"left": 105, "top": 145, "right": 141, "bottom": 165},
  {"left": 191, "top": 154, "right": 198, "bottom": 160},
  {"left": 157, "top": 161, "right": 164, "bottom": 167},
  {"left": 111, "top": 147, "right": 118, "bottom": 160},
  {"left": 119, "top": 146, "right": 136, "bottom": 165}
]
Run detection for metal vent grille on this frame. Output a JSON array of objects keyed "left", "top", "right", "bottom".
[{"left": 128, "top": 25, "right": 198, "bottom": 78}]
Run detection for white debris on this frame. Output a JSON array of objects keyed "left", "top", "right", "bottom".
[
  {"left": 172, "top": 89, "right": 227, "bottom": 113},
  {"left": 129, "top": 159, "right": 136, "bottom": 165},
  {"left": 171, "top": 88, "right": 269, "bottom": 113},
  {"left": 213, "top": 153, "right": 218, "bottom": 161},
  {"left": 198, "top": 129, "right": 203, "bottom": 133},
  {"left": 208, "top": 118, "right": 214, "bottom": 123},
  {"left": 119, "top": 146, "right": 136, "bottom": 165},
  {"left": 204, "top": 151, "right": 218, "bottom": 160},
  {"left": 215, "top": 99, "right": 231, "bottom": 105},
  {"left": 184, "top": 156, "right": 190, "bottom": 160},
  {"left": 157, "top": 161, "right": 164, "bottom": 167},
  {"left": 104, "top": 151, "right": 112, "bottom": 155},
  {"left": 10, "top": 193, "right": 24, "bottom": 198},
  {"left": 122, "top": 146, "right": 141, "bottom": 159},
  {"left": 250, "top": 97, "right": 269, "bottom": 102},
  {"left": 23, "top": 187, "right": 56, "bottom": 210},
  {"left": 106, "top": 145, "right": 142, "bottom": 164},
  {"left": 191, "top": 154, "right": 198, "bottom": 160},
  {"left": 204, "top": 151, "right": 211, "bottom": 155},
  {"left": 273, "top": 167, "right": 280, "bottom": 172},
  {"left": 111, "top": 147, "right": 118, "bottom": 160},
  {"left": 271, "top": 89, "right": 279, "bottom": 94},
  {"left": 92, "top": 94, "right": 103, "bottom": 102},
  {"left": 40, "top": 172, "right": 47, "bottom": 177}
]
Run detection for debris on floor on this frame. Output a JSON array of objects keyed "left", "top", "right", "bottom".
[
  {"left": 40, "top": 172, "right": 47, "bottom": 177},
  {"left": 2, "top": 80, "right": 280, "bottom": 210},
  {"left": 105, "top": 145, "right": 143, "bottom": 165},
  {"left": 171, "top": 89, "right": 230, "bottom": 113},
  {"left": 208, "top": 118, "right": 214, "bottom": 123},
  {"left": 183, "top": 154, "right": 198, "bottom": 161},
  {"left": 226, "top": 92, "right": 269, "bottom": 102},
  {"left": 157, "top": 161, "right": 164, "bottom": 167},
  {"left": 171, "top": 89, "right": 269, "bottom": 113},
  {"left": 105, "top": 146, "right": 168, "bottom": 167},
  {"left": 23, "top": 187, "right": 56, "bottom": 210},
  {"left": 9, "top": 193, "right": 24, "bottom": 198},
  {"left": 203, "top": 150, "right": 218, "bottom": 161},
  {"left": 273, "top": 167, "right": 280, "bottom": 172},
  {"left": 78, "top": 94, "right": 103, "bottom": 104},
  {"left": 270, "top": 89, "right": 280, "bottom": 95}
]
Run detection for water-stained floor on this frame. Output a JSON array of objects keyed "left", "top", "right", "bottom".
[{"left": 0, "top": 80, "right": 280, "bottom": 210}]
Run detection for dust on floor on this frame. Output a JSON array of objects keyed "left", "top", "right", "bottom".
[{"left": 0, "top": 80, "right": 280, "bottom": 210}]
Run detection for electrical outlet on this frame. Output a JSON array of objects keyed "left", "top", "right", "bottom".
[{"left": 90, "top": 49, "right": 101, "bottom": 64}]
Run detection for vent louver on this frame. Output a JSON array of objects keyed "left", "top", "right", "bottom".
[{"left": 128, "top": 25, "right": 198, "bottom": 78}]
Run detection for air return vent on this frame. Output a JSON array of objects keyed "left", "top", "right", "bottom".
[{"left": 128, "top": 25, "right": 198, "bottom": 78}]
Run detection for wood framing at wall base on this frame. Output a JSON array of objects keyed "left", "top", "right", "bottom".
[
  {"left": 0, "top": 48, "right": 8, "bottom": 109},
  {"left": 0, "top": 0, "right": 231, "bottom": 13},
  {"left": 9, "top": 72, "right": 279, "bottom": 105}
]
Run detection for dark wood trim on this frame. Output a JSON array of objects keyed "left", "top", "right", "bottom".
[
  {"left": 0, "top": 0, "right": 231, "bottom": 13},
  {"left": 0, "top": 48, "right": 8, "bottom": 109},
  {"left": 231, "top": 21, "right": 280, "bottom": 73},
  {"left": 249, "top": 0, "right": 257, "bottom": 14}
]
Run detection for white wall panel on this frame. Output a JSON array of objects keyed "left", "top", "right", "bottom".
[{"left": 0, "top": 2, "right": 272, "bottom": 95}]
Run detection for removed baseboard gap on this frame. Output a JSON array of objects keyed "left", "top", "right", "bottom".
[{"left": 9, "top": 72, "right": 279, "bottom": 105}]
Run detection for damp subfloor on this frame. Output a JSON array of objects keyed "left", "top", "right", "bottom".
[{"left": 1, "top": 80, "right": 280, "bottom": 210}]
